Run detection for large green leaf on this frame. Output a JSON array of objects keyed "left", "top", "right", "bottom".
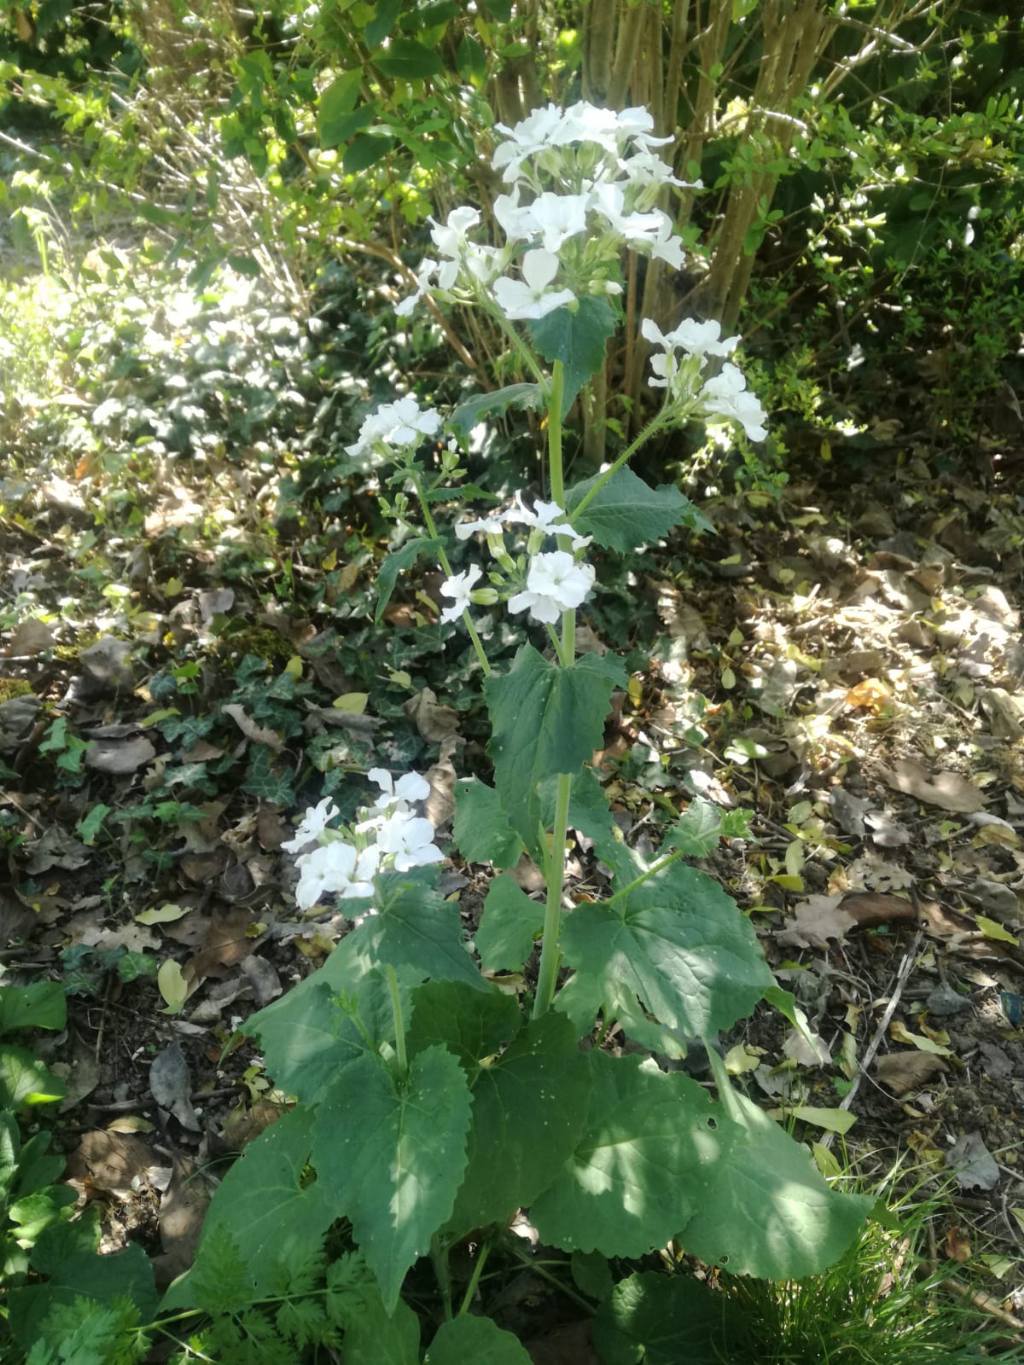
[
  {"left": 374, "top": 38, "right": 444, "bottom": 78},
  {"left": 565, "top": 466, "right": 711, "bottom": 553},
  {"left": 9, "top": 1242, "right": 157, "bottom": 1350},
  {"left": 312, "top": 1046, "right": 472, "bottom": 1311},
  {"left": 531, "top": 1052, "right": 728, "bottom": 1257},
  {"left": 486, "top": 646, "right": 625, "bottom": 855},
  {"left": 452, "top": 778, "right": 523, "bottom": 870},
  {"left": 592, "top": 1271, "right": 751, "bottom": 1365},
  {"left": 188, "top": 1108, "right": 337, "bottom": 1296},
  {"left": 529, "top": 297, "right": 617, "bottom": 412},
  {"left": 408, "top": 980, "right": 521, "bottom": 1071},
  {"left": 449, "top": 1012, "right": 591, "bottom": 1235},
  {"left": 425, "top": 1315, "right": 531, "bottom": 1363},
  {"left": 475, "top": 874, "right": 545, "bottom": 973},
  {"left": 448, "top": 383, "right": 543, "bottom": 440},
  {"left": 0, "top": 982, "right": 66, "bottom": 1035},
  {"left": 347, "top": 875, "right": 487, "bottom": 990},
  {"left": 678, "top": 1058, "right": 872, "bottom": 1279},
  {"left": 318, "top": 70, "right": 363, "bottom": 147},
  {"left": 375, "top": 536, "right": 441, "bottom": 623},
  {"left": 339, "top": 1286, "right": 420, "bottom": 1365},
  {"left": 559, "top": 861, "right": 773, "bottom": 1043},
  {"left": 0, "top": 1046, "right": 64, "bottom": 1108}
]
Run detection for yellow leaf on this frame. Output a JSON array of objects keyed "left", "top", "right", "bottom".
[
  {"left": 976, "top": 915, "right": 1019, "bottom": 945},
  {"left": 284, "top": 655, "right": 303, "bottom": 679},
  {"left": 768, "top": 874, "right": 805, "bottom": 893},
  {"left": 321, "top": 548, "right": 338, "bottom": 571},
  {"left": 724, "top": 1043, "right": 764, "bottom": 1075},
  {"left": 162, "top": 577, "right": 183, "bottom": 597},
  {"left": 135, "top": 903, "right": 190, "bottom": 926},
  {"left": 157, "top": 960, "right": 189, "bottom": 1014},
  {"left": 890, "top": 1020, "right": 953, "bottom": 1056},
  {"left": 721, "top": 666, "right": 736, "bottom": 690},
  {"left": 389, "top": 670, "right": 412, "bottom": 689},
  {"left": 332, "top": 692, "right": 368, "bottom": 714}
]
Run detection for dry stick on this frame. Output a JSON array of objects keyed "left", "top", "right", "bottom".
[{"left": 819, "top": 927, "right": 924, "bottom": 1151}]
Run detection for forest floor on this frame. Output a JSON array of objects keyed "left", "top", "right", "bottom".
[{"left": 2, "top": 300, "right": 1024, "bottom": 1355}]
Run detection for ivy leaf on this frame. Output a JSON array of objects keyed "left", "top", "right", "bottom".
[
  {"left": 0, "top": 982, "right": 66, "bottom": 1035},
  {"left": 531, "top": 1052, "right": 728, "bottom": 1257},
  {"left": 312, "top": 1045, "right": 472, "bottom": 1311},
  {"left": 425, "top": 1315, "right": 531, "bottom": 1363},
  {"left": 559, "top": 861, "right": 773, "bottom": 1042},
  {"left": 375, "top": 536, "right": 441, "bottom": 623},
  {"left": 565, "top": 466, "right": 711, "bottom": 553},
  {"left": 679, "top": 1057, "right": 872, "bottom": 1278},
  {"left": 485, "top": 646, "right": 625, "bottom": 856},
  {"left": 448, "top": 1012, "right": 591, "bottom": 1235},
  {"left": 528, "top": 297, "right": 617, "bottom": 412},
  {"left": 592, "top": 1271, "right": 752, "bottom": 1365},
  {"left": 452, "top": 778, "right": 524, "bottom": 870},
  {"left": 448, "top": 383, "right": 543, "bottom": 440},
  {"left": 242, "top": 744, "right": 294, "bottom": 805},
  {"left": 347, "top": 875, "right": 487, "bottom": 990},
  {"left": 408, "top": 980, "right": 521, "bottom": 1072},
  {"left": 475, "top": 874, "right": 545, "bottom": 973}
]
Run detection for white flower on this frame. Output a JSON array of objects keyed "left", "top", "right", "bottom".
[
  {"left": 508, "top": 550, "right": 596, "bottom": 625},
  {"left": 528, "top": 192, "right": 589, "bottom": 254},
  {"left": 494, "top": 190, "right": 538, "bottom": 244},
  {"left": 282, "top": 797, "right": 339, "bottom": 854},
  {"left": 378, "top": 812, "right": 445, "bottom": 872},
  {"left": 367, "top": 768, "right": 431, "bottom": 810},
  {"left": 295, "top": 841, "right": 379, "bottom": 909},
  {"left": 642, "top": 316, "right": 739, "bottom": 361},
  {"left": 429, "top": 206, "right": 481, "bottom": 259},
  {"left": 638, "top": 211, "right": 686, "bottom": 268},
  {"left": 503, "top": 494, "right": 591, "bottom": 549},
  {"left": 492, "top": 104, "right": 566, "bottom": 181},
  {"left": 493, "top": 249, "right": 576, "bottom": 322},
  {"left": 619, "top": 151, "right": 699, "bottom": 189},
  {"left": 557, "top": 102, "right": 673, "bottom": 154},
  {"left": 463, "top": 243, "right": 506, "bottom": 286},
  {"left": 455, "top": 513, "right": 507, "bottom": 541},
  {"left": 439, "top": 564, "right": 483, "bottom": 623},
  {"left": 701, "top": 364, "right": 768, "bottom": 441},
  {"left": 395, "top": 257, "right": 438, "bottom": 318},
  {"left": 345, "top": 396, "right": 442, "bottom": 461}
]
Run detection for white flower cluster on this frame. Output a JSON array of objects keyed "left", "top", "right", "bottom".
[
  {"left": 345, "top": 395, "right": 442, "bottom": 464},
  {"left": 641, "top": 317, "right": 767, "bottom": 441},
  {"left": 440, "top": 494, "right": 595, "bottom": 628},
  {"left": 284, "top": 771, "right": 442, "bottom": 912},
  {"left": 395, "top": 101, "right": 700, "bottom": 323}
]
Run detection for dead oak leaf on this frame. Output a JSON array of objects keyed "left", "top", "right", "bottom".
[{"left": 881, "top": 759, "right": 985, "bottom": 814}]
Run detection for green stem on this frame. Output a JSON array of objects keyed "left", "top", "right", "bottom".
[
  {"left": 532, "top": 770, "right": 572, "bottom": 1020},
  {"left": 572, "top": 408, "right": 672, "bottom": 518},
  {"left": 457, "top": 1240, "right": 491, "bottom": 1316},
  {"left": 547, "top": 359, "right": 566, "bottom": 503},
  {"left": 606, "top": 847, "right": 687, "bottom": 907},
  {"left": 431, "top": 1235, "right": 453, "bottom": 1321},
  {"left": 410, "top": 472, "right": 491, "bottom": 676},
  {"left": 502, "top": 1239, "right": 595, "bottom": 1314},
  {"left": 386, "top": 964, "right": 407, "bottom": 1076}
]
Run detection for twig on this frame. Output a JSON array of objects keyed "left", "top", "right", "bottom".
[{"left": 820, "top": 928, "right": 923, "bottom": 1150}]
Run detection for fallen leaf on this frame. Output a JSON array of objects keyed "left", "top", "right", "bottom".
[
  {"left": 149, "top": 1042, "right": 200, "bottom": 1131},
  {"left": 187, "top": 907, "right": 257, "bottom": 983},
  {"left": 881, "top": 759, "right": 985, "bottom": 814},
  {"left": 776, "top": 895, "right": 856, "bottom": 949},
  {"left": 221, "top": 703, "right": 283, "bottom": 751},
  {"left": 85, "top": 735, "right": 156, "bottom": 774},
  {"left": 945, "top": 1225, "right": 972, "bottom": 1262},
  {"left": 67, "top": 1130, "right": 157, "bottom": 1196},
  {"left": 890, "top": 1020, "right": 954, "bottom": 1056},
  {"left": 24, "top": 828, "right": 91, "bottom": 874},
  {"left": 135, "top": 904, "right": 190, "bottom": 926},
  {"left": 875, "top": 1051, "right": 947, "bottom": 1096},
  {"left": 332, "top": 692, "right": 368, "bottom": 714},
  {"left": 841, "top": 891, "right": 917, "bottom": 928},
  {"left": 724, "top": 1043, "right": 765, "bottom": 1074},
  {"left": 157, "top": 960, "right": 189, "bottom": 1014},
  {"left": 975, "top": 916, "right": 1019, "bottom": 946},
  {"left": 946, "top": 1132, "right": 1000, "bottom": 1191},
  {"left": 864, "top": 810, "right": 911, "bottom": 847},
  {"left": 770, "top": 1106, "right": 857, "bottom": 1135},
  {"left": 154, "top": 1155, "right": 210, "bottom": 1287},
  {"left": 79, "top": 636, "right": 134, "bottom": 695},
  {"left": 404, "top": 687, "right": 460, "bottom": 742},
  {"left": 845, "top": 678, "right": 892, "bottom": 713},
  {"left": 239, "top": 954, "right": 281, "bottom": 1007},
  {"left": 4, "top": 619, "right": 54, "bottom": 656}
]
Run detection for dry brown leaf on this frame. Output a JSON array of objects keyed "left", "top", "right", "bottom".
[
  {"left": 66, "top": 1130, "right": 157, "bottom": 1196},
  {"left": 845, "top": 678, "right": 892, "bottom": 713},
  {"left": 881, "top": 759, "right": 985, "bottom": 813},
  {"left": 404, "top": 687, "right": 460, "bottom": 742},
  {"left": 85, "top": 735, "right": 156, "bottom": 774},
  {"left": 187, "top": 906, "right": 258, "bottom": 983},
  {"left": 154, "top": 1155, "right": 211, "bottom": 1287},
  {"left": 840, "top": 892, "right": 917, "bottom": 928},
  {"left": 875, "top": 1050, "right": 947, "bottom": 1096},
  {"left": 776, "top": 895, "right": 857, "bottom": 949},
  {"left": 221, "top": 703, "right": 284, "bottom": 751}
]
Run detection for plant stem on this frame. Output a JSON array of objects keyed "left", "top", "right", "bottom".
[
  {"left": 410, "top": 471, "right": 491, "bottom": 676},
  {"left": 532, "top": 770, "right": 572, "bottom": 1020},
  {"left": 386, "top": 964, "right": 407, "bottom": 1077},
  {"left": 547, "top": 359, "right": 566, "bottom": 502},
  {"left": 457, "top": 1240, "right": 491, "bottom": 1316},
  {"left": 431, "top": 1234, "right": 453, "bottom": 1321},
  {"left": 571, "top": 408, "right": 672, "bottom": 518},
  {"left": 502, "top": 1239, "right": 595, "bottom": 1314},
  {"left": 606, "top": 847, "right": 687, "bottom": 907}
]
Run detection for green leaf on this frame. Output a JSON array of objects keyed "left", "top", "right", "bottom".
[
  {"left": 570, "top": 1250, "right": 614, "bottom": 1302},
  {"left": 678, "top": 1056, "right": 872, "bottom": 1278},
  {"left": 0, "top": 982, "right": 66, "bottom": 1035},
  {"left": 364, "top": 0, "right": 402, "bottom": 47},
  {"left": 0, "top": 1046, "right": 65, "bottom": 1107},
  {"left": 531, "top": 1052, "right": 726, "bottom": 1257},
  {"left": 14, "top": 1133, "right": 64, "bottom": 1200},
  {"left": 485, "top": 646, "right": 625, "bottom": 855},
  {"left": 425, "top": 1315, "right": 531, "bottom": 1363},
  {"left": 475, "top": 874, "right": 544, "bottom": 973},
  {"left": 336, "top": 1280, "right": 420, "bottom": 1365},
  {"left": 592, "top": 1271, "right": 751, "bottom": 1365},
  {"left": 344, "top": 134, "right": 394, "bottom": 172},
  {"left": 661, "top": 797, "right": 723, "bottom": 858},
  {"left": 374, "top": 38, "right": 444, "bottom": 79},
  {"left": 408, "top": 980, "right": 521, "bottom": 1072},
  {"left": 565, "top": 466, "right": 711, "bottom": 553},
  {"left": 9, "top": 1242, "right": 156, "bottom": 1351},
  {"left": 563, "top": 767, "right": 638, "bottom": 881},
  {"left": 452, "top": 778, "right": 524, "bottom": 870},
  {"left": 375, "top": 537, "right": 441, "bottom": 623},
  {"left": 347, "top": 875, "right": 487, "bottom": 990},
  {"left": 448, "top": 383, "right": 543, "bottom": 440},
  {"left": 454, "top": 34, "right": 488, "bottom": 82},
  {"left": 76, "top": 803, "right": 110, "bottom": 847},
  {"left": 449, "top": 1012, "right": 591, "bottom": 1235},
  {"left": 0, "top": 1110, "right": 20, "bottom": 1200},
  {"left": 529, "top": 297, "right": 617, "bottom": 412},
  {"left": 189, "top": 1108, "right": 337, "bottom": 1296},
  {"left": 319, "top": 70, "right": 363, "bottom": 146},
  {"left": 312, "top": 1046, "right": 472, "bottom": 1311},
  {"left": 559, "top": 861, "right": 773, "bottom": 1042}
]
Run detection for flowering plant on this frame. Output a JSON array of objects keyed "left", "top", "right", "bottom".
[{"left": 172, "top": 102, "right": 869, "bottom": 1358}]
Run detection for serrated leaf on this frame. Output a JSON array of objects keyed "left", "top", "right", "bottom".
[
  {"left": 566, "top": 466, "right": 711, "bottom": 552},
  {"left": 0, "top": 982, "right": 66, "bottom": 1035},
  {"left": 408, "top": 980, "right": 521, "bottom": 1072},
  {"left": 679, "top": 1054, "right": 872, "bottom": 1278},
  {"left": 448, "top": 383, "right": 543, "bottom": 440},
  {"left": 9, "top": 1243, "right": 156, "bottom": 1352},
  {"left": 157, "top": 960, "right": 188, "bottom": 1014},
  {"left": 559, "top": 861, "right": 773, "bottom": 1043},
  {"left": 662, "top": 797, "right": 723, "bottom": 858},
  {"left": 475, "top": 874, "right": 545, "bottom": 973},
  {"left": 448, "top": 1012, "right": 591, "bottom": 1235},
  {"left": 425, "top": 1315, "right": 531, "bottom": 1363},
  {"left": 452, "top": 778, "right": 524, "bottom": 870},
  {"left": 347, "top": 875, "right": 487, "bottom": 990},
  {"left": 528, "top": 297, "right": 617, "bottom": 412},
  {"left": 532, "top": 1052, "right": 725, "bottom": 1257},
  {"left": 375, "top": 537, "right": 441, "bottom": 623},
  {"left": 485, "top": 646, "right": 626, "bottom": 856},
  {"left": 312, "top": 1046, "right": 472, "bottom": 1310},
  {"left": 592, "top": 1271, "right": 751, "bottom": 1365},
  {"left": 334, "top": 1278, "right": 420, "bottom": 1364}
]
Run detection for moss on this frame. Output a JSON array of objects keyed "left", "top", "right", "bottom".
[
  {"left": 0, "top": 677, "right": 33, "bottom": 704},
  {"left": 212, "top": 624, "right": 292, "bottom": 663}
]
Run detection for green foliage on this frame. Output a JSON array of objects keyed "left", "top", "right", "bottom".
[
  {"left": 425, "top": 1314, "right": 531, "bottom": 1363},
  {"left": 567, "top": 467, "right": 711, "bottom": 552},
  {"left": 475, "top": 874, "right": 544, "bottom": 972},
  {"left": 593, "top": 1271, "right": 750, "bottom": 1365},
  {"left": 453, "top": 779, "right": 524, "bottom": 870},
  {"left": 529, "top": 299, "right": 618, "bottom": 411}
]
